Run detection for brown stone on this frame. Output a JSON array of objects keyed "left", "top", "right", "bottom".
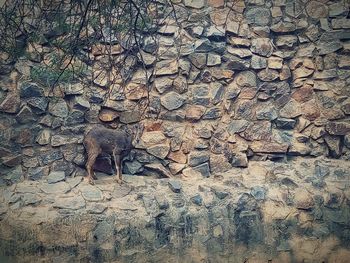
[
  {"left": 257, "top": 69, "right": 279, "bottom": 81},
  {"left": 241, "top": 121, "right": 271, "bottom": 141},
  {"left": 294, "top": 188, "right": 314, "bottom": 209},
  {"left": 185, "top": 105, "right": 206, "bottom": 121},
  {"left": 0, "top": 92, "right": 20, "bottom": 113},
  {"left": 208, "top": 0, "right": 224, "bottom": 7},
  {"left": 326, "top": 121, "right": 350, "bottom": 135},
  {"left": 98, "top": 109, "right": 119, "bottom": 122},
  {"left": 306, "top": 1, "right": 328, "bottom": 19},
  {"left": 210, "top": 68, "right": 235, "bottom": 80},
  {"left": 280, "top": 65, "right": 292, "bottom": 80},
  {"left": 325, "top": 135, "right": 341, "bottom": 158},
  {"left": 279, "top": 99, "right": 302, "bottom": 118},
  {"left": 2, "top": 154, "right": 22, "bottom": 167},
  {"left": 169, "top": 163, "right": 186, "bottom": 175},
  {"left": 292, "top": 86, "right": 314, "bottom": 103},
  {"left": 210, "top": 154, "right": 232, "bottom": 173},
  {"left": 140, "top": 131, "right": 167, "bottom": 146},
  {"left": 292, "top": 67, "right": 314, "bottom": 80},
  {"left": 250, "top": 141, "right": 288, "bottom": 153},
  {"left": 302, "top": 99, "right": 320, "bottom": 121},
  {"left": 125, "top": 83, "right": 148, "bottom": 100},
  {"left": 155, "top": 60, "right": 178, "bottom": 76},
  {"left": 268, "top": 57, "right": 283, "bottom": 69},
  {"left": 168, "top": 150, "right": 187, "bottom": 164}
]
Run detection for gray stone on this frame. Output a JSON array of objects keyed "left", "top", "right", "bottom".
[
  {"left": 306, "top": 1, "right": 328, "bottom": 19},
  {"left": 51, "top": 135, "right": 83, "bottom": 147},
  {"left": 145, "top": 163, "right": 172, "bottom": 178},
  {"left": 39, "top": 150, "right": 63, "bottom": 165},
  {"left": 28, "top": 166, "right": 49, "bottom": 181},
  {"left": 242, "top": 121, "right": 271, "bottom": 141},
  {"left": 184, "top": 0, "right": 205, "bottom": 8},
  {"left": 36, "top": 129, "right": 51, "bottom": 146},
  {"left": 190, "top": 194, "right": 203, "bottom": 206},
  {"left": 20, "top": 82, "right": 44, "bottom": 98},
  {"left": 207, "top": 53, "right": 221, "bottom": 66},
  {"left": 275, "top": 118, "right": 296, "bottom": 129},
  {"left": 315, "top": 161, "right": 330, "bottom": 178},
  {"left": 65, "top": 110, "right": 85, "bottom": 125},
  {"left": 205, "top": 26, "right": 225, "bottom": 40},
  {"left": 119, "top": 110, "right": 141, "bottom": 124},
  {"left": 192, "top": 162, "right": 211, "bottom": 177},
  {"left": 80, "top": 185, "right": 104, "bottom": 202},
  {"left": 189, "top": 53, "right": 207, "bottom": 69},
  {"left": 16, "top": 106, "right": 36, "bottom": 124},
  {"left": 124, "top": 160, "right": 143, "bottom": 175},
  {"left": 227, "top": 47, "right": 252, "bottom": 58},
  {"left": 329, "top": 2, "right": 347, "bottom": 17},
  {"left": 236, "top": 71, "right": 257, "bottom": 87},
  {"left": 227, "top": 120, "right": 249, "bottom": 134},
  {"left": 225, "top": 55, "right": 250, "bottom": 70},
  {"left": 188, "top": 151, "right": 209, "bottom": 167},
  {"left": 22, "top": 193, "right": 41, "bottom": 206},
  {"left": 39, "top": 182, "right": 71, "bottom": 194},
  {"left": 86, "top": 203, "right": 107, "bottom": 214},
  {"left": 73, "top": 96, "right": 90, "bottom": 111},
  {"left": 54, "top": 196, "right": 85, "bottom": 210},
  {"left": 257, "top": 69, "right": 279, "bottom": 81},
  {"left": 161, "top": 92, "right": 185, "bottom": 111},
  {"left": 251, "top": 55, "right": 267, "bottom": 69},
  {"left": 275, "top": 35, "right": 298, "bottom": 48},
  {"left": 256, "top": 105, "right": 278, "bottom": 120},
  {"left": 146, "top": 144, "right": 170, "bottom": 159},
  {"left": 317, "top": 41, "right": 343, "bottom": 55},
  {"left": 4, "top": 166, "right": 23, "bottom": 184},
  {"left": 49, "top": 99, "right": 69, "bottom": 118},
  {"left": 47, "top": 171, "right": 66, "bottom": 184},
  {"left": 27, "top": 97, "right": 48, "bottom": 114},
  {"left": 279, "top": 99, "right": 302, "bottom": 118},
  {"left": 155, "top": 60, "right": 178, "bottom": 76},
  {"left": 271, "top": 21, "right": 296, "bottom": 33},
  {"left": 251, "top": 186, "right": 266, "bottom": 200},
  {"left": 245, "top": 7, "right": 271, "bottom": 26},
  {"left": 325, "top": 135, "right": 341, "bottom": 158},
  {"left": 212, "top": 187, "right": 229, "bottom": 199},
  {"left": 64, "top": 83, "right": 84, "bottom": 95},
  {"left": 202, "top": 107, "right": 222, "bottom": 120},
  {"left": 210, "top": 82, "right": 225, "bottom": 105},
  {"left": 168, "top": 180, "right": 182, "bottom": 193},
  {"left": 142, "top": 36, "right": 157, "bottom": 53}
]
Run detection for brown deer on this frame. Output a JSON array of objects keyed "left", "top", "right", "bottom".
[{"left": 83, "top": 124, "right": 142, "bottom": 185}]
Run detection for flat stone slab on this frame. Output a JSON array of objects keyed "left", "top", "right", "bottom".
[
  {"left": 80, "top": 185, "right": 104, "bottom": 202},
  {"left": 47, "top": 171, "right": 66, "bottom": 184},
  {"left": 39, "top": 182, "right": 71, "bottom": 194},
  {"left": 53, "top": 196, "right": 85, "bottom": 210}
]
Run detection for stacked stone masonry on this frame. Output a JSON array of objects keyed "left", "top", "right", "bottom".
[{"left": 1, "top": 0, "right": 350, "bottom": 182}]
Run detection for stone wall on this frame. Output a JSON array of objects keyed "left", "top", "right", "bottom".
[{"left": 1, "top": 0, "right": 350, "bottom": 183}]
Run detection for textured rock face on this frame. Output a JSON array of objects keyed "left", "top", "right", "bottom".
[
  {"left": 0, "top": 158, "right": 349, "bottom": 262},
  {"left": 0, "top": 0, "right": 350, "bottom": 210}
]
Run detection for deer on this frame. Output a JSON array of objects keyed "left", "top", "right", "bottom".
[{"left": 83, "top": 124, "right": 143, "bottom": 185}]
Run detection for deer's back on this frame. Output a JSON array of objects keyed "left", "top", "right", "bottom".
[{"left": 84, "top": 127, "right": 132, "bottom": 154}]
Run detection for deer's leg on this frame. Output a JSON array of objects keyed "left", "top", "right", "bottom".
[
  {"left": 86, "top": 150, "right": 99, "bottom": 185},
  {"left": 113, "top": 151, "right": 122, "bottom": 184}
]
